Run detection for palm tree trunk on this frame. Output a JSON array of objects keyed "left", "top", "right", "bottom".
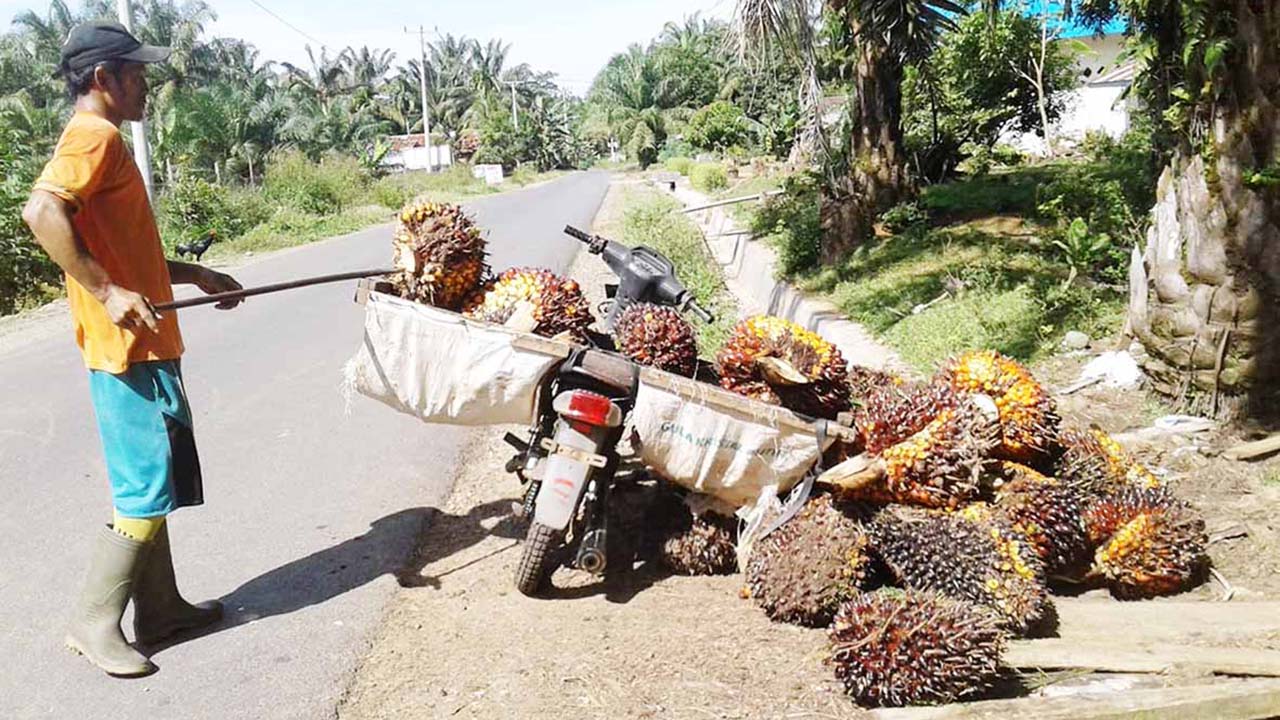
[
  {"left": 819, "top": 38, "right": 913, "bottom": 263},
  {"left": 1128, "top": 0, "right": 1279, "bottom": 419}
]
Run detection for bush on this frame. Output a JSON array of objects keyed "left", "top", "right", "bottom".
[
  {"left": 880, "top": 201, "right": 930, "bottom": 234},
  {"left": 664, "top": 156, "right": 694, "bottom": 176},
  {"left": 750, "top": 173, "right": 822, "bottom": 275},
  {"left": 157, "top": 177, "right": 271, "bottom": 251},
  {"left": 263, "top": 150, "right": 369, "bottom": 214},
  {"left": 658, "top": 137, "right": 696, "bottom": 162},
  {"left": 686, "top": 101, "right": 751, "bottom": 153},
  {"left": 689, "top": 163, "right": 728, "bottom": 192}
]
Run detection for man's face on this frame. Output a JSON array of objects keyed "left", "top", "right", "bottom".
[{"left": 99, "top": 62, "right": 149, "bottom": 121}]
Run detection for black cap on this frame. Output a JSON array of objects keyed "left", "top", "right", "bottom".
[{"left": 56, "top": 20, "right": 171, "bottom": 78}]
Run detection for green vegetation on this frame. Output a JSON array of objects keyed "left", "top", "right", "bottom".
[
  {"left": 0, "top": 1, "right": 594, "bottom": 315},
  {"left": 617, "top": 188, "right": 738, "bottom": 353},
  {"left": 664, "top": 156, "right": 694, "bottom": 176},
  {"left": 689, "top": 163, "right": 729, "bottom": 193},
  {"left": 741, "top": 122, "right": 1154, "bottom": 370}
]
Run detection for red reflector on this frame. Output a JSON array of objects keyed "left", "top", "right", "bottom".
[{"left": 565, "top": 391, "right": 614, "bottom": 426}]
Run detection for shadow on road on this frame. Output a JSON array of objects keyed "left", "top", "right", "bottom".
[{"left": 150, "top": 501, "right": 525, "bottom": 654}]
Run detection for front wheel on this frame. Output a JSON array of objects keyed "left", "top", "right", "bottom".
[{"left": 515, "top": 521, "right": 563, "bottom": 597}]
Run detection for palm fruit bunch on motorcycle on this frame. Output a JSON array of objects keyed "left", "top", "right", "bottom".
[
  {"left": 1081, "top": 485, "right": 1207, "bottom": 599},
  {"left": 612, "top": 303, "right": 698, "bottom": 377},
  {"left": 871, "top": 504, "right": 1051, "bottom": 636},
  {"left": 828, "top": 590, "right": 1005, "bottom": 707},
  {"left": 716, "top": 315, "right": 851, "bottom": 419},
  {"left": 934, "top": 350, "right": 1060, "bottom": 464},
  {"left": 745, "top": 493, "right": 878, "bottom": 627},
  {"left": 391, "top": 199, "right": 487, "bottom": 310},
  {"left": 463, "top": 267, "right": 592, "bottom": 341}
]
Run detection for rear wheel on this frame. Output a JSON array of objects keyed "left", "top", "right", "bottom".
[{"left": 515, "top": 521, "right": 562, "bottom": 597}]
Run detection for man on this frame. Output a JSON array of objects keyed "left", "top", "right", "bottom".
[{"left": 22, "top": 21, "right": 243, "bottom": 677}]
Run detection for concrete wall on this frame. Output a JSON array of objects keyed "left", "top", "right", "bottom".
[{"left": 384, "top": 144, "right": 453, "bottom": 171}]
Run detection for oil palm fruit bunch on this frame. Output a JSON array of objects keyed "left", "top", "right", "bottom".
[
  {"left": 391, "top": 199, "right": 488, "bottom": 310},
  {"left": 991, "top": 462, "right": 1091, "bottom": 577},
  {"left": 1052, "top": 424, "right": 1161, "bottom": 496},
  {"left": 847, "top": 365, "right": 905, "bottom": 404},
  {"left": 830, "top": 395, "right": 1001, "bottom": 510},
  {"left": 828, "top": 590, "right": 1005, "bottom": 707},
  {"left": 716, "top": 315, "right": 851, "bottom": 419},
  {"left": 462, "top": 267, "right": 592, "bottom": 341},
  {"left": 1081, "top": 486, "right": 1208, "bottom": 599},
  {"left": 872, "top": 504, "right": 1051, "bottom": 636},
  {"left": 934, "top": 350, "right": 1060, "bottom": 463},
  {"left": 745, "top": 493, "right": 879, "bottom": 627},
  {"left": 853, "top": 381, "right": 958, "bottom": 456},
  {"left": 612, "top": 303, "right": 698, "bottom": 377},
  {"left": 657, "top": 504, "right": 738, "bottom": 576}
]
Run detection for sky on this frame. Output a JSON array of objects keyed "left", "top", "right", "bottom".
[{"left": 0, "top": 0, "right": 735, "bottom": 94}]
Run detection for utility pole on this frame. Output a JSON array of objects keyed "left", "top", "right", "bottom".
[
  {"left": 404, "top": 25, "right": 434, "bottom": 172},
  {"left": 510, "top": 84, "right": 519, "bottom": 131},
  {"left": 117, "top": 0, "right": 155, "bottom": 201}
]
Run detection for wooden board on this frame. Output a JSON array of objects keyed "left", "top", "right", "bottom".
[
  {"left": 1006, "top": 639, "right": 1280, "bottom": 677},
  {"left": 1050, "top": 599, "right": 1280, "bottom": 645},
  {"left": 872, "top": 678, "right": 1280, "bottom": 720}
]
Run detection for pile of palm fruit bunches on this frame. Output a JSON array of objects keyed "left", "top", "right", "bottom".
[{"left": 391, "top": 200, "right": 1209, "bottom": 708}]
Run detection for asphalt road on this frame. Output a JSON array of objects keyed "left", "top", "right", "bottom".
[{"left": 0, "top": 170, "right": 610, "bottom": 720}]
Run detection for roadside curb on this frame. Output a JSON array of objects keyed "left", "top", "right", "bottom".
[{"left": 667, "top": 179, "right": 909, "bottom": 375}]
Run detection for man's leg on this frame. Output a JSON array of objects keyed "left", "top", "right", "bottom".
[
  {"left": 65, "top": 524, "right": 156, "bottom": 677},
  {"left": 131, "top": 518, "right": 223, "bottom": 645}
]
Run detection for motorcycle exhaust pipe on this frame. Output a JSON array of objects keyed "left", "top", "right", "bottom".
[{"left": 577, "top": 529, "right": 608, "bottom": 575}]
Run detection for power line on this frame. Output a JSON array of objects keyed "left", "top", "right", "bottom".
[{"left": 245, "top": 0, "right": 328, "bottom": 50}]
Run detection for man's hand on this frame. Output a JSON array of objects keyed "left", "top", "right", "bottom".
[
  {"left": 194, "top": 267, "right": 244, "bottom": 309},
  {"left": 103, "top": 284, "right": 160, "bottom": 333}
]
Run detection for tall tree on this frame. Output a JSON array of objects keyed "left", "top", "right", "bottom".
[
  {"left": 1111, "top": 0, "right": 1280, "bottom": 418},
  {"left": 735, "top": 0, "right": 963, "bottom": 262}
]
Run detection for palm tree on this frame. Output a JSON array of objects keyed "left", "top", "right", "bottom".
[
  {"left": 470, "top": 38, "right": 509, "bottom": 101},
  {"left": 733, "top": 0, "right": 962, "bottom": 260},
  {"left": 10, "top": 0, "right": 76, "bottom": 65}
]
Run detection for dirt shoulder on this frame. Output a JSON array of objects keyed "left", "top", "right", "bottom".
[
  {"left": 336, "top": 176, "right": 1280, "bottom": 720},
  {"left": 336, "top": 178, "right": 870, "bottom": 720}
]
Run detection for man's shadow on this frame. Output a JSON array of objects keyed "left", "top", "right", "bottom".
[{"left": 149, "top": 500, "right": 524, "bottom": 653}]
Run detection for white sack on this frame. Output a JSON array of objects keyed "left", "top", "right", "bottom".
[
  {"left": 344, "top": 292, "right": 569, "bottom": 426},
  {"left": 630, "top": 371, "right": 832, "bottom": 508}
]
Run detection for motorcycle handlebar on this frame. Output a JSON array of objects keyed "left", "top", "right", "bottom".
[{"left": 564, "top": 225, "right": 592, "bottom": 244}]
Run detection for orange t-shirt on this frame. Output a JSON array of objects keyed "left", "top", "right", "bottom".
[{"left": 34, "top": 111, "right": 183, "bottom": 374}]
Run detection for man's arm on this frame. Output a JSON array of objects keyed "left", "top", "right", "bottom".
[
  {"left": 166, "top": 260, "right": 244, "bottom": 309},
  {"left": 22, "top": 189, "right": 159, "bottom": 332}
]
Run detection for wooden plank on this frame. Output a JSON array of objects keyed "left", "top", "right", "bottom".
[
  {"left": 1051, "top": 599, "right": 1280, "bottom": 645},
  {"left": 1223, "top": 433, "right": 1280, "bottom": 460},
  {"left": 1006, "top": 639, "right": 1280, "bottom": 677},
  {"left": 872, "top": 678, "right": 1280, "bottom": 720}
]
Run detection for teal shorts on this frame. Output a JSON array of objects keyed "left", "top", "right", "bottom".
[{"left": 88, "top": 360, "right": 203, "bottom": 518}]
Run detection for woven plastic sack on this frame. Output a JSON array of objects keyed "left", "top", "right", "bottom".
[
  {"left": 630, "top": 368, "right": 832, "bottom": 508},
  {"left": 343, "top": 292, "right": 569, "bottom": 426}
]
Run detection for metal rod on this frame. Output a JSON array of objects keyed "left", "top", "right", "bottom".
[
  {"left": 680, "top": 189, "right": 783, "bottom": 214},
  {"left": 155, "top": 268, "right": 395, "bottom": 311}
]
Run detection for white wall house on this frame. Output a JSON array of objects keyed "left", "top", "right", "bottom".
[
  {"left": 381, "top": 134, "right": 453, "bottom": 172},
  {"left": 1006, "top": 19, "right": 1135, "bottom": 155}
]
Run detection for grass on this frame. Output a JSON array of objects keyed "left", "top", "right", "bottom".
[
  {"left": 203, "top": 164, "right": 560, "bottom": 262},
  {"left": 729, "top": 162, "right": 1130, "bottom": 372},
  {"left": 615, "top": 186, "right": 739, "bottom": 354},
  {"left": 794, "top": 223, "right": 1126, "bottom": 371}
]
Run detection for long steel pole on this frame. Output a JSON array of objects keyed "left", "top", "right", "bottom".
[{"left": 117, "top": 0, "right": 156, "bottom": 202}]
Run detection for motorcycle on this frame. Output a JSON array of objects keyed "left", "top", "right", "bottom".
[{"left": 503, "top": 224, "right": 715, "bottom": 596}]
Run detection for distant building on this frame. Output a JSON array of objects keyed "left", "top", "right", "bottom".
[
  {"left": 382, "top": 134, "right": 453, "bottom": 172},
  {"left": 1006, "top": 10, "right": 1133, "bottom": 155}
]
